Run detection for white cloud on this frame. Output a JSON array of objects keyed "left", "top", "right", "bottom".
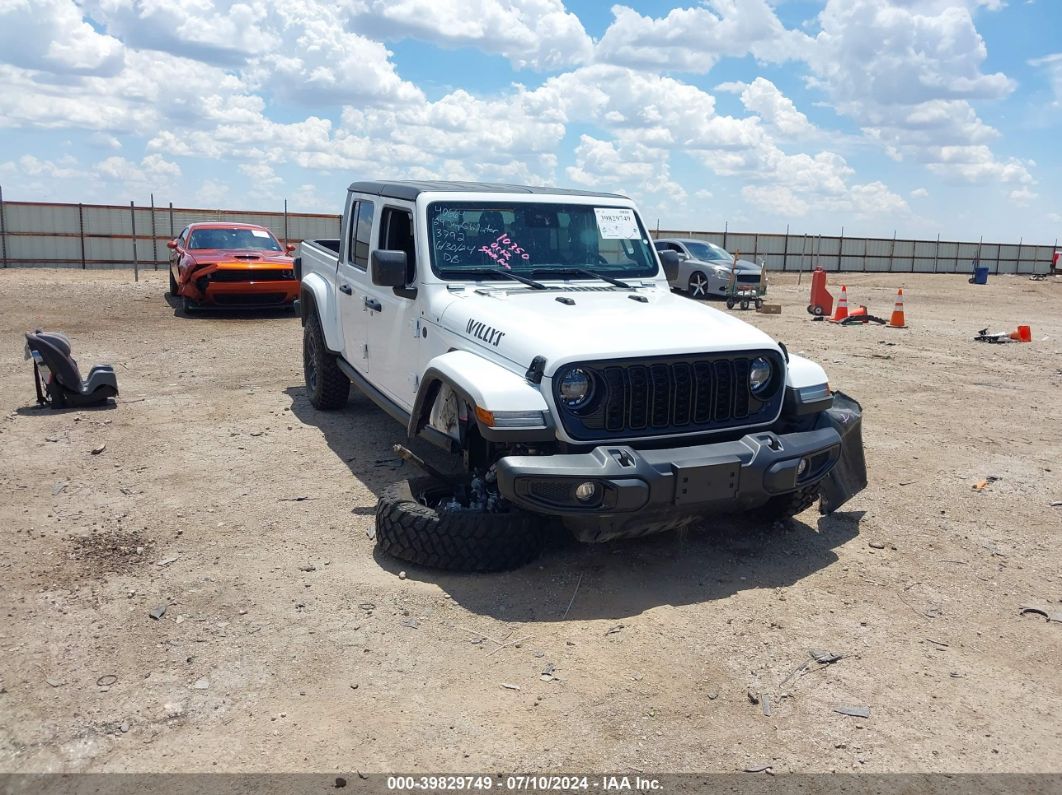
[
  {"left": 79, "top": 0, "right": 278, "bottom": 66},
  {"left": 348, "top": 0, "right": 593, "bottom": 70},
  {"left": 925, "top": 145, "right": 1034, "bottom": 184},
  {"left": 911, "top": 187, "right": 929, "bottom": 198},
  {"left": 196, "top": 179, "right": 230, "bottom": 206},
  {"left": 798, "top": 0, "right": 1034, "bottom": 191},
  {"left": 1009, "top": 187, "right": 1037, "bottom": 205},
  {"left": 1029, "top": 52, "right": 1062, "bottom": 106},
  {"left": 595, "top": 1, "right": 809, "bottom": 74},
  {"left": 239, "top": 162, "right": 283, "bottom": 187},
  {"left": 717, "top": 78, "right": 816, "bottom": 137},
  {"left": 0, "top": 0, "right": 124, "bottom": 76}
]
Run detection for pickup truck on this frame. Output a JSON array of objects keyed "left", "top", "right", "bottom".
[{"left": 297, "top": 181, "right": 866, "bottom": 571}]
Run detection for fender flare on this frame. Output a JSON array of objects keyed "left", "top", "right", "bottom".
[
  {"left": 299, "top": 272, "right": 341, "bottom": 352},
  {"left": 409, "top": 350, "right": 555, "bottom": 444}
]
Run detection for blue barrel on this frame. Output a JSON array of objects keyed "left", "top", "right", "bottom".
[{"left": 969, "top": 265, "right": 989, "bottom": 285}]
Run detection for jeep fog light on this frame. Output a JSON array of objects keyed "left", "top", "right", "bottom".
[
  {"left": 797, "top": 457, "right": 809, "bottom": 476},
  {"left": 574, "top": 481, "right": 599, "bottom": 503}
]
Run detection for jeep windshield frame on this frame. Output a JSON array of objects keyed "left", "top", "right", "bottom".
[{"left": 426, "top": 201, "right": 659, "bottom": 282}]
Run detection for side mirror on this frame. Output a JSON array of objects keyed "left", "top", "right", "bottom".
[
  {"left": 167, "top": 240, "right": 178, "bottom": 250},
  {"left": 371, "top": 250, "right": 407, "bottom": 288},
  {"left": 285, "top": 243, "right": 296, "bottom": 253},
  {"left": 676, "top": 251, "right": 689, "bottom": 261},
  {"left": 658, "top": 250, "right": 680, "bottom": 282}
]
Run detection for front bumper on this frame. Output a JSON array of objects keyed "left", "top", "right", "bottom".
[{"left": 495, "top": 427, "right": 841, "bottom": 519}]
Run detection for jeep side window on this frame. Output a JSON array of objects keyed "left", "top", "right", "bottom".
[
  {"left": 353, "top": 201, "right": 375, "bottom": 269},
  {"left": 380, "top": 207, "right": 416, "bottom": 286}
]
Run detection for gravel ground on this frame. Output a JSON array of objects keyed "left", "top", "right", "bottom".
[{"left": 0, "top": 267, "right": 1060, "bottom": 774}]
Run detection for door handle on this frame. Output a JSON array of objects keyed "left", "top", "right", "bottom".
[
  {"left": 339, "top": 284, "right": 353, "bottom": 295},
  {"left": 364, "top": 296, "right": 382, "bottom": 312}
]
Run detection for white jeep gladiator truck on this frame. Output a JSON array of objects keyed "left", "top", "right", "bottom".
[{"left": 297, "top": 181, "right": 866, "bottom": 571}]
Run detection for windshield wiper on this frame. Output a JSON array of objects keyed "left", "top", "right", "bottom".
[
  {"left": 446, "top": 267, "right": 547, "bottom": 290},
  {"left": 529, "top": 267, "right": 632, "bottom": 289}
]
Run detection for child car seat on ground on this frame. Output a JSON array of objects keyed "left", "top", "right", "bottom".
[{"left": 24, "top": 330, "right": 119, "bottom": 408}]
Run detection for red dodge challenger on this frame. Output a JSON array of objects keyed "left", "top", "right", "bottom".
[{"left": 167, "top": 222, "right": 299, "bottom": 312}]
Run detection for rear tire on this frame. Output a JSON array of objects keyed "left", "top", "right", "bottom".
[
  {"left": 181, "top": 295, "right": 197, "bottom": 314},
  {"left": 303, "top": 312, "right": 350, "bottom": 409},
  {"left": 375, "top": 476, "right": 544, "bottom": 572},
  {"left": 168, "top": 269, "right": 178, "bottom": 296},
  {"left": 751, "top": 484, "right": 820, "bottom": 523}
]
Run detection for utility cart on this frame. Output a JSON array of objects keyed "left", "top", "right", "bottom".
[{"left": 724, "top": 260, "right": 767, "bottom": 310}]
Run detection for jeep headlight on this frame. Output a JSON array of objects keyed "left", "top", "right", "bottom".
[
  {"left": 559, "top": 368, "right": 593, "bottom": 409},
  {"left": 749, "top": 357, "right": 773, "bottom": 395}
]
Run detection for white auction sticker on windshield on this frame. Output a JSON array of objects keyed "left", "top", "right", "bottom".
[
  {"left": 251, "top": 229, "right": 270, "bottom": 238},
  {"left": 594, "top": 208, "right": 640, "bottom": 239}
]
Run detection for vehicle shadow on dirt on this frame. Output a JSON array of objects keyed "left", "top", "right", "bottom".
[
  {"left": 286, "top": 384, "right": 862, "bottom": 620},
  {"left": 382, "top": 512, "right": 861, "bottom": 622}
]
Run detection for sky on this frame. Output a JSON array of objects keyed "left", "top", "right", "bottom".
[{"left": 0, "top": 0, "right": 1059, "bottom": 243}]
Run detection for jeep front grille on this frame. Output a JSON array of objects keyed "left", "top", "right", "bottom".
[{"left": 554, "top": 352, "right": 784, "bottom": 442}]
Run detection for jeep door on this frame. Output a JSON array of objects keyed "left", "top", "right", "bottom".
[
  {"left": 367, "top": 203, "right": 423, "bottom": 411},
  {"left": 337, "top": 193, "right": 374, "bottom": 375}
]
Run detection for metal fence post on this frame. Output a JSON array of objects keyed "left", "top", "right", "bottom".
[
  {"left": 283, "top": 198, "right": 289, "bottom": 247},
  {"left": 168, "top": 202, "right": 174, "bottom": 239},
  {"left": 888, "top": 232, "right": 896, "bottom": 272},
  {"left": 932, "top": 233, "right": 939, "bottom": 274},
  {"left": 722, "top": 221, "right": 728, "bottom": 251},
  {"left": 1014, "top": 237, "right": 1022, "bottom": 275},
  {"left": 838, "top": 226, "right": 844, "bottom": 270},
  {"left": 0, "top": 184, "right": 7, "bottom": 269},
  {"left": 130, "top": 201, "right": 139, "bottom": 282},
  {"left": 781, "top": 224, "right": 789, "bottom": 272},
  {"left": 150, "top": 193, "right": 158, "bottom": 270},
  {"left": 78, "top": 203, "right": 86, "bottom": 269}
]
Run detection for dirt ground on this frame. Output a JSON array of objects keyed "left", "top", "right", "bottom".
[{"left": 0, "top": 267, "right": 1060, "bottom": 775}]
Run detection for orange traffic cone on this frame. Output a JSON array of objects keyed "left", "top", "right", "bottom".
[
  {"left": 1008, "top": 324, "right": 1032, "bottom": 342},
  {"left": 887, "top": 288, "right": 907, "bottom": 328},
  {"left": 829, "top": 285, "right": 849, "bottom": 323}
]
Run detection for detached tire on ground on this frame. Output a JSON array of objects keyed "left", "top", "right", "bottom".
[
  {"left": 750, "top": 484, "right": 821, "bottom": 523},
  {"left": 375, "top": 476, "right": 544, "bottom": 572}
]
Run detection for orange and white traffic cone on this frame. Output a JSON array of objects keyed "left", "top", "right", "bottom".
[
  {"left": 829, "top": 285, "right": 849, "bottom": 322},
  {"left": 1008, "top": 325, "right": 1032, "bottom": 342},
  {"left": 886, "top": 288, "right": 907, "bottom": 328}
]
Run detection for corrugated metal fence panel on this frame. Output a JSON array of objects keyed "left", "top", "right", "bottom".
[
  {"left": 892, "top": 240, "right": 915, "bottom": 258},
  {"left": 841, "top": 238, "right": 864, "bottom": 256},
  {"left": 2, "top": 201, "right": 1054, "bottom": 272},
  {"left": 5, "top": 202, "right": 81, "bottom": 233},
  {"left": 759, "top": 235, "right": 788, "bottom": 254},
  {"left": 866, "top": 238, "right": 893, "bottom": 257},
  {"left": 8, "top": 233, "right": 81, "bottom": 264},
  {"left": 725, "top": 234, "right": 758, "bottom": 255}
]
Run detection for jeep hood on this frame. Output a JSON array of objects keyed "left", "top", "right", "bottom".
[{"left": 440, "top": 286, "right": 779, "bottom": 374}]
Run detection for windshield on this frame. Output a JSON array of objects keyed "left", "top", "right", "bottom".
[
  {"left": 428, "top": 202, "right": 658, "bottom": 280},
  {"left": 685, "top": 241, "right": 731, "bottom": 262},
  {"left": 188, "top": 227, "right": 283, "bottom": 252}
]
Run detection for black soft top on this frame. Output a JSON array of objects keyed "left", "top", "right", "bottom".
[{"left": 347, "top": 180, "right": 628, "bottom": 202}]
